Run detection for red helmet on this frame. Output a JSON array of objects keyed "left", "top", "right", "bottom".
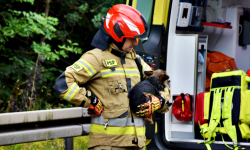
[{"left": 103, "top": 4, "right": 148, "bottom": 42}]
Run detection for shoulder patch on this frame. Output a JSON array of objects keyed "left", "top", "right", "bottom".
[
  {"left": 70, "top": 63, "right": 83, "bottom": 72},
  {"left": 105, "top": 59, "right": 117, "bottom": 67}
]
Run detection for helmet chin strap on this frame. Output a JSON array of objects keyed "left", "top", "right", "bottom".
[{"left": 110, "top": 38, "right": 126, "bottom": 51}]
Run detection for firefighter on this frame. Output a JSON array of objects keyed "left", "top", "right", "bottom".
[{"left": 53, "top": 4, "right": 171, "bottom": 150}]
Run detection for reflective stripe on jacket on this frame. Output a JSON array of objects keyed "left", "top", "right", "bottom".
[{"left": 89, "top": 114, "right": 146, "bottom": 147}]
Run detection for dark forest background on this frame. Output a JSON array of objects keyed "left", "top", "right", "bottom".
[{"left": 0, "top": 0, "right": 126, "bottom": 112}]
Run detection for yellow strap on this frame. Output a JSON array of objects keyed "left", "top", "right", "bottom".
[
  {"left": 222, "top": 87, "right": 238, "bottom": 143},
  {"left": 197, "top": 141, "right": 213, "bottom": 150},
  {"left": 205, "top": 144, "right": 212, "bottom": 150},
  {"left": 219, "top": 131, "right": 236, "bottom": 150},
  {"left": 204, "top": 92, "right": 210, "bottom": 119},
  {"left": 182, "top": 100, "right": 184, "bottom": 112},
  {"left": 155, "top": 122, "right": 158, "bottom": 133},
  {"left": 201, "top": 132, "right": 217, "bottom": 139},
  {"left": 217, "top": 121, "right": 245, "bottom": 150},
  {"left": 215, "top": 127, "right": 227, "bottom": 134},
  {"left": 199, "top": 123, "right": 217, "bottom": 140},
  {"left": 200, "top": 123, "right": 208, "bottom": 129},
  {"left": 132, "top": 0, "right": 137, "bottom": 8},
  {"left": 145, "top": 139, "right": 152, "bottom": 146},
  {"left": 199, "top": 123, "right": 208, "bottom": 138},
  {"left": 208, "top": 88, "right": 222, "bottom": 140}
]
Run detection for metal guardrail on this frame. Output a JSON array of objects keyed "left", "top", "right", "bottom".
[{"left": 0, "top": 107, "right": 91, "bottom": 146}]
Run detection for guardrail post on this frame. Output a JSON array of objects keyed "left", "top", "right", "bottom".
[{"left": 64, "top": 137, "right": 74, "bottom": 150}]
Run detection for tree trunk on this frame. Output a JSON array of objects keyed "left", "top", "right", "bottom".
[
  {"left": 29, "top": 0, "right": 51, "bottom": 111},
  {"left": 41, "top": 0, "right": 51, "bottom": 43}
]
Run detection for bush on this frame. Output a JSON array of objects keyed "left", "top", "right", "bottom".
[
  {"left": 0, "top": 135, "right": 89, "bottom": 150},
  {"left": 0, "top": 0, "right": 125, "bottom": 112}
]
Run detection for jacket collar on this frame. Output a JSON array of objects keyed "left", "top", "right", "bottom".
[{"left": 108, "top": 44, "right": 137, "bottom": 60}]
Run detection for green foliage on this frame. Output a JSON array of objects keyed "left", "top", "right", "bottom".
[
  {"left": 0, "top": 9, "right": 59, "bottom": 44},
  {"left": 0, "top": 138, "right": 64, "bottom": 150},
  {"left": 74, "top": 136, "right": 89, "bottom": 150},
  {"left": 90, "top": 0, "right": 126, "bottom": 28},
  {"left": 0, "top": 136, "right": 90, "bottom": 150},
  {"left": 64, "top": 11, "right": 82, "bottom": 25},
  {"left": 0, "top": 0, "right": 126, "bottom": 112},
  {"left": 14, "top": 0, "right": 34, "bottom": 5},
  {"left": 78, "top": 3, "right": 89, "bottom": 14},
  {"left": 31, "top": 41, "right": 60, "bottom": 61},
  {"left": 57, "top": 39, "right": 83, "bottom": 58},
  {"left": 91, "top": 13, "right": 104, "bottom": 28}
]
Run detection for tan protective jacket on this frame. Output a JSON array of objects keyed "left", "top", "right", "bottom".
[{"left": 53, "top": 45, "right": 171, "bottom": 148}]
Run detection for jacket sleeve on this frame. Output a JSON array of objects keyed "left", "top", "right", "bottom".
[
  {"left": 139, "top": 57, "right": 153, "bottom": 78},
  {"left": 53, "top": 52, "right": 99, "bottom": 107},
  {"left": 157, "top": 83, "right": 171, "bottom": 113}
]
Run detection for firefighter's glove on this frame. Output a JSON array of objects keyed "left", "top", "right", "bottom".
[
  {"left": 136, "top": 92, "right": 165, "bottom": 117},
  {"left": 87, "top": 92, "right": 103, "bottom": 117}
]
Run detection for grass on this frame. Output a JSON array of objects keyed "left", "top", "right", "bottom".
[{"left": 0, "top": 135, "right": 89, "bottom": 150}]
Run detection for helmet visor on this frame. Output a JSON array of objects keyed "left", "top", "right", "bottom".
[{"left": 134, "top": 31, "right": 148, "bottom": 40}]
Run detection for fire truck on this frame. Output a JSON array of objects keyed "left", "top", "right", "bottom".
[{"left": 126, "top": 0, "right": 250, "bottom": 149}]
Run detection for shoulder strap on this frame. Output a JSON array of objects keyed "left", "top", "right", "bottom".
[
  {"left": 207, "top": 88, "right": 223, "bottom": 141},
  {"left": 135, "top": 56, "right": 143, "bottom": 81},
  {"left": 222, "top": 87, "right": 237, "bottom": 143}
]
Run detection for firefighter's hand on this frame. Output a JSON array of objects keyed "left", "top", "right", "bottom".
[
  {"left": 135, "top": 92, "right": 165, "bottom": 117},
  {"left": 87, "top": 92, "right": 103, "bottom": 117}
]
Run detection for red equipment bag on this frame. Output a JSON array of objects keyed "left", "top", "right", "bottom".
[
  {"left": 195, "top": 91, "right": 209, "bottom": 125},
  {"left": 172, "top": 93, "right": 192, "bottom": 121}
]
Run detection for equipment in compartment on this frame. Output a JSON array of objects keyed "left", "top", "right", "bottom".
[
  {"left": 136, "top": 51, "right": 158, "bottom": 70},
  {"left": 177, "top": 2, "right": 192, "bottom": 27},
  {"left": 176, "top": 0, "right": 207, "bottom": 32},
  {"left": 195, "top": 91, "right": 208, "bottom": 126},
  {"left": 239, "top": 8, "right": 250, "bottom": 46},
  {"left": 189, "top": 6, "right": 203, "bottom": 27},
  {"left": 206, "top": 51, "right": 238, "bottom": 91},
  {"left": 134, "top": 25, "right": 164, "bottom": 70},
  {"left": 198, "top": 70, "right": 250, "bottom": 149},
  {"left": 172, "top": 93, "right": 192, "bottom": 121}
]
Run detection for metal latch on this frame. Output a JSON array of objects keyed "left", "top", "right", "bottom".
[
  {"left": 117, "top": 83, "right": 123, "bottom": 92},
  {"left": 108, "top": 85, "right": 113, "bottom": 95},
  {"left": 104, "top": 122, "right": 109, "bottom": 130}
]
